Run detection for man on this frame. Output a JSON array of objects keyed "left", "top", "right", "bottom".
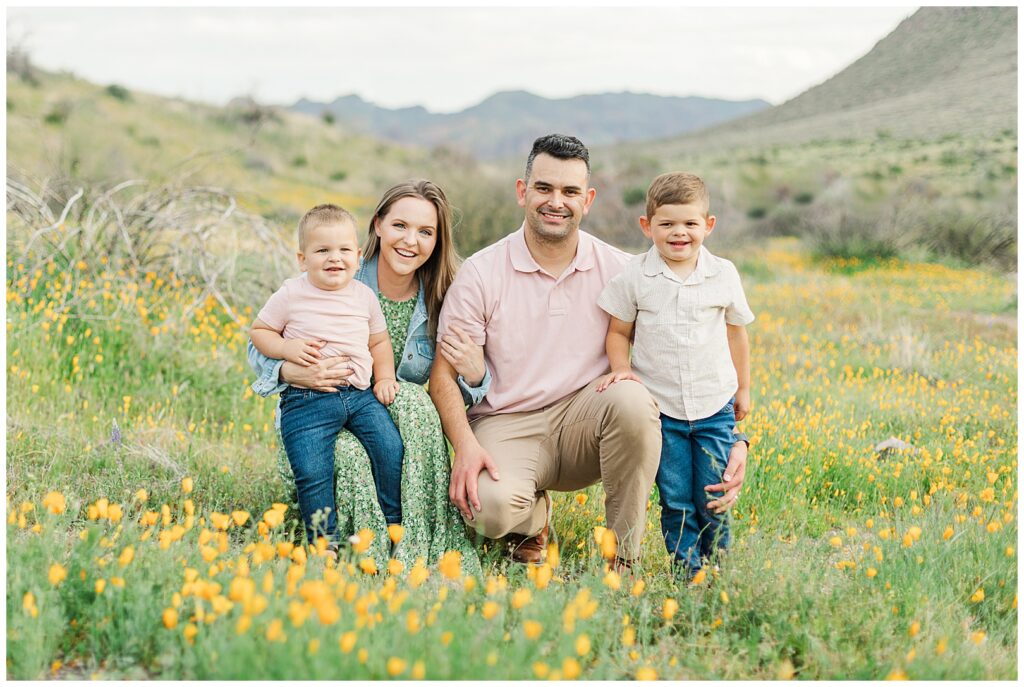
[{"left": 430, "top": 134, "right": 748, "bottom": 568}]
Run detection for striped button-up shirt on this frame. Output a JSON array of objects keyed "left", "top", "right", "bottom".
[{"left": 597, "top": 246, "right": 754, "bottom": 421}]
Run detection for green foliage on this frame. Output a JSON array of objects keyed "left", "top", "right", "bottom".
[
  {"left": 105, "top": 84, "right": 132, "bottom": 101},
  {"left": 329, "top": 170, "right": 347, "bottom": 182},
  {"left": 5, "top": 240, "right": 1017, "bottom": 679},
  {"left": 44, "top": 101, "right": 71, "bottom": 126},
  {"left": 793, "top": 191, "right": 814, "bottom": 205},
  {"left": 621, "top": 186, "right": 646, "bottom": 207},
  {"left": 746, "top": 207, "right": 767, "bottom": 220},
  {"left": 321, "top": 111, "right": 335, "bottom": 125},
  {"left": 291, "top": 155, "right": 308, "bottom": 168}
]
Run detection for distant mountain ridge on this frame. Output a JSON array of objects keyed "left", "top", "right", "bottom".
[
  {"left": 643, "top": 6, "right": 1017, "bottom": 153},
  {"left": 292, "top": 90, "right": 770, "bottom": 159}
]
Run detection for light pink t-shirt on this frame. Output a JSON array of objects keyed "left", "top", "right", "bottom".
[
  {"left": 257, "top": 274, "right": 386, "bottom": 390},
  {"left": 438, "top": 226, "right": 631, "bottom": 418}
]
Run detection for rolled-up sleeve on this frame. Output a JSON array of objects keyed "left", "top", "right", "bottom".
[{"left": 247, "top": 339, "right": 287, "bottom": 397}]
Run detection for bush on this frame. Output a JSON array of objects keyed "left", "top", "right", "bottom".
[
  {"left": 746, "top": 207, "right": 767, "bottom": 220},
  {"left": 794, "top": 191, "right": 814, "bottom": 205},
  {"left": 44, "top": 101, "right": 71, "bottom": 126},
  {"left": 291, "top": 155, "right": 307, "bottom": 168},
  {"left": 321, "top": 111, "right": 335, "bottom": 125},
  {"left": 329, "top": 170, "right": 347, "bottom": 182},
  {"left": 804, "top": 206, "right": 902, "bottom": 263},
  {"left": 105, "top": 84, "right": 132, "bottom": 101},
  {"left": 621, "top": 186, "right": 646, "bottom": 207}
]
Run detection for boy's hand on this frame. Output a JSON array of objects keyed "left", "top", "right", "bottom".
[
  {"left": 734, "top": 388, "right": 751, "bottom": 422},
  {"left": 282, "top": 339, "right": 325, "bottom": 366},
  {"left": 373, "top": 378, "right": 399, "bottom": 406},
  {"left": 596, "top": 368, "right": 640, "bottom": 392}
]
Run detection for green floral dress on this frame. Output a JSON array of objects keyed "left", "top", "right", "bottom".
[{"left": 276, "top": 292, "right": 482, "bottom": 576}]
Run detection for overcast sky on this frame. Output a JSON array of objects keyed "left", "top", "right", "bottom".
[{"left": 8, "top": 6, "right": 916, "bottom": 112}]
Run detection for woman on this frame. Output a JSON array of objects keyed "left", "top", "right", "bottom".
[{"left": 248, "top": 180, "right": 488, "bottom": 574}]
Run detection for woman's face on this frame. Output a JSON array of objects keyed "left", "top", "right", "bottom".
[{"left": 374, "top": 196, "right": 439, "bottom": 279}]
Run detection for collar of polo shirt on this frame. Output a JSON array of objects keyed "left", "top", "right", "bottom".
[{"left": 509, "top": 224, "right": 596, "bottom": 274}]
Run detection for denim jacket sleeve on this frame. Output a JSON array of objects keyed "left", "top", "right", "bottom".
[
  {"left": 457, "top": 365, "right": 491, "bottom": 407},
  {"left": 247, "top": 339, "right": 288, "bottom": 397}
]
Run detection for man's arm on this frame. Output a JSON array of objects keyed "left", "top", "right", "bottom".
[
  {"left": 727, "top": 323, "right": 751, "bottom": 421},
  {"left": 429, "top": 353, "right": 499, "bottom": 521},
  {"left": 705, "top": 438, "right": 748, "bottom": 513}
]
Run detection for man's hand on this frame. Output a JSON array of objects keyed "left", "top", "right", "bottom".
[
  {"left": 373, "top": 378, "right": 399, "bottom": 406},
  {"left": 438, "top": 325, "right": 485, "bottom": 386},
  {"left": 281, "top": 339, "right": 325, "bottom": 366},
  {"left": 734, "top": 388, "right": 751, "bottom": 422},
  {"left": 705, "top": 439, "right": 748, "bottom": 514},
  {"left": 448, "top": 437, "right": 500, "bottom": 521},
  {"left": 281, "top": 356, "right": 354, "bottom": 392},
  {"left": 596, "top": 368, "right": 640, "bottom": 393}
]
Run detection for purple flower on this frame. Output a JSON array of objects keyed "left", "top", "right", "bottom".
[{"left": 110, "top": 419, "right": 122, "bottom": 446}]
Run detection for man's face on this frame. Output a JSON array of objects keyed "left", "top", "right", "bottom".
[{"left": 516, "top": 153, "right": 596, "bottom": 243}]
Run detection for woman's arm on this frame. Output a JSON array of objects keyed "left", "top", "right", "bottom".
[
  {"left": 438, "top": 324, "right": 491, "bottom": 407},
  {"left": 247, "top": 339, "right": 353, "bottom": 395}
]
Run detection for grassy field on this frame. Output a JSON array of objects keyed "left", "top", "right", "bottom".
[{"left": 6, "top": 236, "right": 1016, "bottom": 680}]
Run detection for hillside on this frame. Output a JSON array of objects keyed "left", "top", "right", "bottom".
[
  {"left": 5, "top": 71, "right": 441, "bottom": 225},
  {"left": 293, "top": 90, "right": 770, "bottom": 160},
  {"left": 640, "top": 6, "right": 1017, "bottom": 153}
]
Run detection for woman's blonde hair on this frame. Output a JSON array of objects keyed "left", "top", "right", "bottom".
[{"left": 362, "top": 180, "right": 460, "bottom": 338}]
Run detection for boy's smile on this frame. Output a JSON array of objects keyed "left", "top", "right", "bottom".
[{"left": 640, "top": 203, "right": 716, "bottom": 276}]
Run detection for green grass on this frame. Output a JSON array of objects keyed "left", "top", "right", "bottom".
[{"left": 6, "top": 239, "right": 1016, "bottom": 679}]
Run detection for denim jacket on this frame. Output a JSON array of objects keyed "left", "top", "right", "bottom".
[{"left": 248, "top": 254, "right": 491, "bottom": 412}]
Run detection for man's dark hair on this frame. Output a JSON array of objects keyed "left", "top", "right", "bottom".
[{"left": 524, "top": 134, "right": 590, "bottom": 182}]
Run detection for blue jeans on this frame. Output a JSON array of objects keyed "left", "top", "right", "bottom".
[
  {"left": 279, "top": 385, "right": 404, "bottom": 544},
  {"left": 656, "top": 399, "right": 735, "bottom": 572}
]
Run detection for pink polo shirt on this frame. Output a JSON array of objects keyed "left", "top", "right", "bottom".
[{"left": 438, "top": 226, "right": 631, "bottom": 418}]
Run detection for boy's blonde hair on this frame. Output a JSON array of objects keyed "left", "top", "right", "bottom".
[
  {"left": 297, "top": 204, "right": 357, "bottom": 249},
  {"left": 645, "top": 172, "right": 710, "bottom": 219}
]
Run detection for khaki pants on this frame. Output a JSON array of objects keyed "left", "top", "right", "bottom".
[{"left": 466, "top": 379, "right": 661, "bottom": 560}]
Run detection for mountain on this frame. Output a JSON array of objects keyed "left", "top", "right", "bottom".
[
  {"left": 641, "top": 6, "right": 1016, "bottom": 153},
  {"left": 292, "top": 90, "right": 770, "bottom": 159}
]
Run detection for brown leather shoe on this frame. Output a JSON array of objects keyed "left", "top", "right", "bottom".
[
  {"left": 506, "top": 492, "right": 552, "bottom": 564},
  {"left": 611, "top": 556, "right": 637, "bottom": 575}
]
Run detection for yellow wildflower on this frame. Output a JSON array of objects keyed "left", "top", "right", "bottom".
[
  {"left": 42, "top": 491, "right": 66, "bottom": 514},
  {"left": 49, "top": 563, "right": 68, "bottom": 586}
]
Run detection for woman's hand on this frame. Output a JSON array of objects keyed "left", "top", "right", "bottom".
[
  {"left": 280, "top": 356, "right": 354, "bottom": 392},
  {"left": 438, "top": 325, "right": 485, "bottom": 386}
]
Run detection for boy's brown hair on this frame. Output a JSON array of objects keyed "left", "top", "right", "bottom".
[
  {"left": 645, "top": 172, "right": 710, "bottom": 219},
  {"left": 297, "top": 204, "right": 357, "bottom": 248}
]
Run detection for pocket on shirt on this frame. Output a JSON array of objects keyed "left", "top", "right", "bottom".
[{"left": 397, "top": 335, "right": 434, "bottom": 383}]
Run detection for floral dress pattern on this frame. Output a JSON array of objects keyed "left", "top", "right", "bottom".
[{"left": 276, "top": 292, "right": 482, "bottom": 576}]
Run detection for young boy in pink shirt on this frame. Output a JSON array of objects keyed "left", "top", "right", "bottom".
[{"left": 250, "top": 204, "right": 404, "bottom": 552}]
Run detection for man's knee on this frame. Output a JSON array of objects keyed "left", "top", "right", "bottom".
[
  {"left": 600, "top": 379, "right": 660, "bottom": 428},
  {"left": 469, "top": 478, "right": 535, "bottom": 539}
]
